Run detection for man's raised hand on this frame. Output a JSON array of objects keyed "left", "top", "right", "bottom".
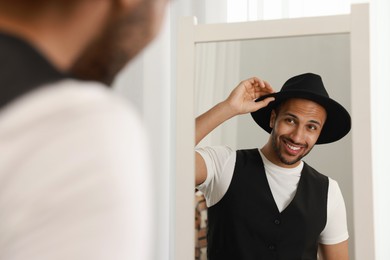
[{"left": 225, "top": 77, "right": 275, "bottom": 115}]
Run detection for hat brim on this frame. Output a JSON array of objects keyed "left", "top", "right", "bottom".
[{"left": 251, "top": 91, "right": 351, "bottom": 144}]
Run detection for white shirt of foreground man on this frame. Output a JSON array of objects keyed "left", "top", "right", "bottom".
[{"left": 0, "top": 81, "right": 153, "bottom": 259}]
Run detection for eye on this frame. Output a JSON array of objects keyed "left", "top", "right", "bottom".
[
  {"left": 285, "top": 118, "right": 295, "bottom": 124},
  {"left": 307, "top": 124, "right": 318, "bottom": 131}
]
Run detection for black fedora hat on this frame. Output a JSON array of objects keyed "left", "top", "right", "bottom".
[{"left": 251, "top": 73, "right": 351, "bottom": 144}]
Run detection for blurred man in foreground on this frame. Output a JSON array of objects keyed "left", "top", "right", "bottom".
[{"left": 0, "top": 0, "right": 169, "bottom": 259}]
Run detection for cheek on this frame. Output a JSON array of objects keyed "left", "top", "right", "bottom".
[
  {"left": 274, "top": 122, "right": 292, "bottom": 135},
  {"left": 307, "top": 132, "right": 321, "bottom": 145}
]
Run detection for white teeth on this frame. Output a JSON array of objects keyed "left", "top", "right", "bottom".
[{"left": 287, "top": 143, "right": 300, "bottom": 151}]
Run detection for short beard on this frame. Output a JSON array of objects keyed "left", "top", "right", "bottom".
[
  {"left": 69, "top": 1, "right": 155, "bottom": 86},
  {"left": 271, "top": 130, "right": 312, "bottom": 166}
]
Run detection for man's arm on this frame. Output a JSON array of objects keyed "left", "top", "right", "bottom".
[
  {"left": 195, "top": 77, "right": 274, "bottom": 185},
  {"left": 318, "top": 240, "right": 349, "bottom": 260}
]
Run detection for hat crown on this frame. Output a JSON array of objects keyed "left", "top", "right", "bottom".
[{"left": 281, "top": 73, "right": 329, "bottom": 98}]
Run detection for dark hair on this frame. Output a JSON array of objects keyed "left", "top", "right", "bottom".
[{"left": 270, "top": 100, "right": 285, "bottom": 119}]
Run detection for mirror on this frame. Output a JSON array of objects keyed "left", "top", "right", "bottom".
[
  {"left": 194, "top": 34, "right": 354, "bottom": 258},
  {"left": 175, "top": 4, "right": 373, "bottom": 260}
]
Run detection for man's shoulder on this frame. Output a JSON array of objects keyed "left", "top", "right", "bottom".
[
  {"left": 0, "top": 79, "right": 139, "bottom": 133},
  {"left": 236, "top": 148, "right": 262, "bottom": 164},
  {"left": 302, "top": 161, "right": 329, "bottom": 183},
  {"left": 0, "top": 79, "right": 148, "bottom": 173}
]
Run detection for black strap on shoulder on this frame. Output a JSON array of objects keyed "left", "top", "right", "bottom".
[{"left": 0, "top": 32, "right": 67, "bottom": 109}]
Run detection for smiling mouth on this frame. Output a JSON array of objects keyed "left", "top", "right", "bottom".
[
  {"left": 286, "top": 143, "right": 300, "bottom": 151},
  {"left": 283, "top": 140, "right": 306, "bottom": 155}
]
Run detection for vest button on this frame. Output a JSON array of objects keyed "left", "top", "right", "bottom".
[
  {"left": 268, "top": 244, "right": 276, "bottom": 251},
  {"left": 274, "top": 219, "right": 281, "bottom": 225}
]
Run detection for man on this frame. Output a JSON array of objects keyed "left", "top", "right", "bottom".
[
  {"left": 195, "top": 73, "right": 350, "bottom": 260},
  {"left": 0, "top": 0, "right": 168, "bottom": 259}
]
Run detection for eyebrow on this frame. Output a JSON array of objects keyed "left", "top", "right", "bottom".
[{"left": 285, "top": 113, "right": 323, "bottom": 126}]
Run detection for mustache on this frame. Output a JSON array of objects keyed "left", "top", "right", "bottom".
[{"left": 282, "top": 137, "right": 308, "bottom": 148}]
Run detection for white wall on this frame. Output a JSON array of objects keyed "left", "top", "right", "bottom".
[
  {"left": 370, "top": 0, "right": 390, "bottom": 259},
  {"left": 113, "top": 4, "right": 174, "bottom": 260}
]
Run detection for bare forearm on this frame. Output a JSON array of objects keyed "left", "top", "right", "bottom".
[
  {"left": 194, "top": 77, "right": 275, "bottom": 185},
  {"left": 195, "top": 101, "right": 237, "bottom": 145},
  {"left": 319, "top": 240, "right": 349, "bottom": 260}
]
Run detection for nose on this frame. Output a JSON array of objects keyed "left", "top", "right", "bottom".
[{"left": 289, "top": 125, "right": 305, "bottom": 144}]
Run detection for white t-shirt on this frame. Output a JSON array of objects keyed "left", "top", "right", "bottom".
[
  {"left": 0, "top": 80, "right": 154, "bottom": 260},
  {"left": 196, "top": 145, "right": 349, "bottom": 245}
]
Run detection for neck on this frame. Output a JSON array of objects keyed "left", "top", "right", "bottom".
[
  {"left": 260, "top": 142, "right": 277, "bottom": 165},
  {"left": 261, "top": 139, "right": 301, "bottom": 169}
]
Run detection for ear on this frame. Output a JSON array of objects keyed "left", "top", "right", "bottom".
[{"left": 269, "top": 110, "right": 276, "bottom": 129}]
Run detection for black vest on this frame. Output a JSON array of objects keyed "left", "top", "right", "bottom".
[
  {"left": 207, "top": 149, "right": 329, "bottom": 260},
  {"left": 0, "top": 32, "right": 66, "bottom": 109}
]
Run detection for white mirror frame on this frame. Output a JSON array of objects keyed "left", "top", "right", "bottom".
[{"left": 175, "top": 4, "right": 373, "bottom": 260}]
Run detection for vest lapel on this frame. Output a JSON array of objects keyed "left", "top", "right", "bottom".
[{"left": 253, "top": 149, "right": 283, "bottom": 214}]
